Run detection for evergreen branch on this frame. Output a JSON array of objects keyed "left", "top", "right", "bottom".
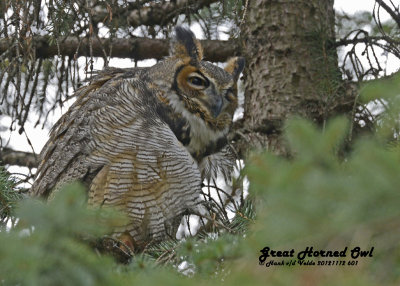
[
  {"left": 92, "top": 0, "right": 220, "bottom": 28},
  {"left": 0, "top": 166, "right": 22, "bottom": 223}
]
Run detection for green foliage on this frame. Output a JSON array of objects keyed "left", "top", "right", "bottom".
[
  {"left": 2, "top": 111, "right": 400, "bottom": 284},
  {"left": 0, "top": 166, "right": 22, "bottom": 224},
  {"left": 244, "top": 118, "right": 400, "bottom": 284},
  {"left": 177, "top": 233, "right": 241, "bottom": 278},
  {"left": 0, "top": 184, "right": 129, "bottom": 286},
  {"left": 2, "top": 77, "right": 400, "bottom": 284},
  {"left": 196, "top": 0, "right": 244, "bottom": 39},
  {"left": 361, "top": 73, "right": 400, "bottom": 102},
  {"left": 0, "top": 181, "right": 255, "bottom": 285},
  {"left": 46, "top": 0, "right": 77, "bottom": 38},
  {"left": 361, "top": 73, "right": 400, "bottom": 141},
  {"left": 336, "top": 10, "right": 398, "bottom": 39},
  {"left": 336, "top": 11, "right": 373, "bottom": 38}
]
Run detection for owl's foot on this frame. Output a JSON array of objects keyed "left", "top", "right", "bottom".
[
  {"left": 91, "top": 235, "right": 134, "bottom": 264},
  {"left": 119, "top": 232, "right": 136, "bottom": 253}
]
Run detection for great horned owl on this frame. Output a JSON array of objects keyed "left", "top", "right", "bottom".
[{"left": 30, "top": 27, "right": 244, "bottom": 250}]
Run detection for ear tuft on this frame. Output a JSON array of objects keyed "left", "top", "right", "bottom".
[
  {"left": 170, "top": 26, "right": 203, "bottom": 63},
  {"left": 224, "top": 57, "right": 245, "bottom": 82}
]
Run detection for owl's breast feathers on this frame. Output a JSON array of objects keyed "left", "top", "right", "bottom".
[{"left": 151, "top": 88, "right": 226, "bottom": 161}]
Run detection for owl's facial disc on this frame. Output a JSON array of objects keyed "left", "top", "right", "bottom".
[
  {"left": 175, "top": 65, "right": 226, "bottom": 119},
  {"left": 186, "top": 72, "right": 224, "bottom": 118}
]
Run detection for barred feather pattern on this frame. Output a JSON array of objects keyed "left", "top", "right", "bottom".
[
  {"left": 32, "top": 73, "right": 202, "bottom": 245},
  {"left": 199, "top": 145, "right": 237, "bottom": 183},
  {"left": 87, "top": 80, "right": 202, "bottom": 243},
  {"left": 30, "top": 27, "right": 244, "bottom": 248}
]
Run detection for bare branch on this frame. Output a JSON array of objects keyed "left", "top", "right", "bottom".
[
  {"left": 0, "top": 36, "right": 238, "bottom": 62},
  {"left": 0, "top": 147, "right": 38, "bottom": 168},
  {"left": 335, "top": 35, "right": 400, "bottom": 47},
  {"left": 375, "top": 0, "right": 400, "bottom": 29}
]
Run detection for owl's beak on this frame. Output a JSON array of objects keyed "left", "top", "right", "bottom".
[{"left": 209, "top": 94, "right": 223, "bottom": 118}]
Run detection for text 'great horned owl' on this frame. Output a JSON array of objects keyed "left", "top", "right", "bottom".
[{"left": 30, "top": 26, "right": 245, "bottom": 250}]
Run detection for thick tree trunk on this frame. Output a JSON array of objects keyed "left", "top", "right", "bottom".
[{"left": 239, "top": 0, "right": 344, "bottom": 154}]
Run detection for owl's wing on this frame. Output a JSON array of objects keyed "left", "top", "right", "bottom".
[
  {"left": 199, "top": 144, "right": 237, "bottom": 183},
  {"left": 31, "top": 75, "right": 202, "bottom": 245},
  {"left": 29, "top": 72, "right": 117, "bottom": 198}
]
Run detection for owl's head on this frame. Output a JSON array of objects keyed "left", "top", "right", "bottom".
[{"left": 167, "top": 26, "right": 245, "bottom": 132}]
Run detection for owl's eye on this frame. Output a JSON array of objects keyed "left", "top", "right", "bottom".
[{"left": 188, "top": 76, "right": 207, "bottom": 88}]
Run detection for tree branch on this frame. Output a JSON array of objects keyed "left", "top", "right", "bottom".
[
  {"left": 375, "top": 0, "right": 400, "bottom": 29},
  {"left": 92, "top": 0, "right": 220, "bottom": 28},
  {"left": 335, "top": 35, "right": 400, "bottom": 47},
  {"left": 0, "top": 147, "right": 38, "bottom": 168},
  {"left": 0, "top": 36, "right": 238, "bottom": 62}
]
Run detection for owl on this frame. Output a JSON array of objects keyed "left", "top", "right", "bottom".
[{"left": 30, "top": 27, "right": 245, "bottom": 251}]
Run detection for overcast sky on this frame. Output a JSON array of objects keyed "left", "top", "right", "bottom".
[{"left": 334, "top": 0, "right": 376, "bottom": 13}]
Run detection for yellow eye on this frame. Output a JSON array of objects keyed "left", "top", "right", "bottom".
[{"left": 188, "top": 76, "right": 206, "bottom": 87}]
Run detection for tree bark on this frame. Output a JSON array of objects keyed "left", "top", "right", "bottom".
[{"left": 238, "top": 0, "right": 348, "bottom": 154}]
